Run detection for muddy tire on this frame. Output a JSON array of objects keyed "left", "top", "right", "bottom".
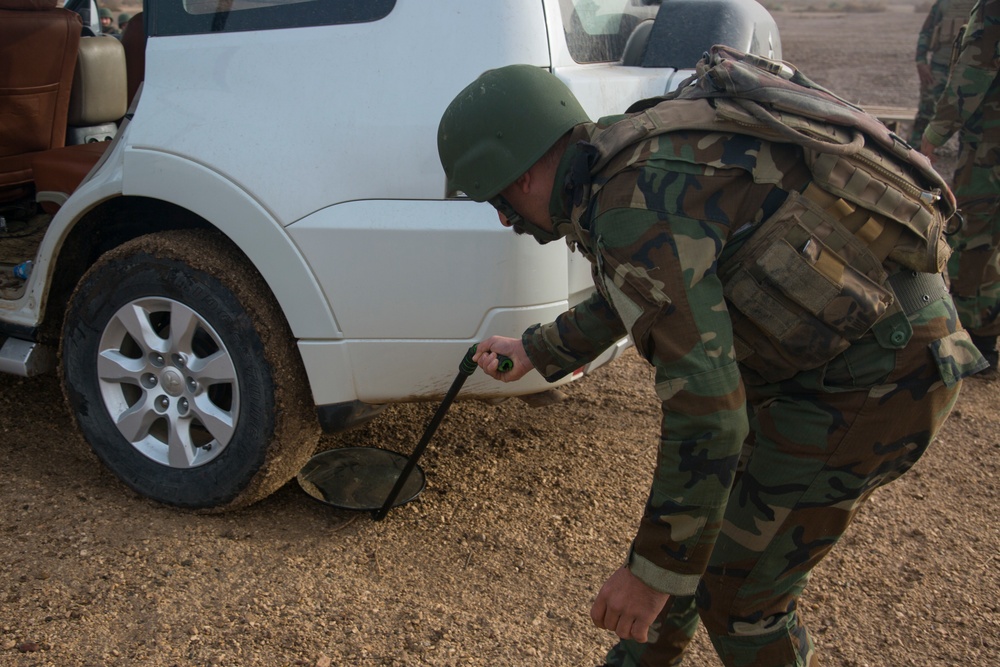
[{"left": 61, "top": 230, "right": 319, "bottom": 510}]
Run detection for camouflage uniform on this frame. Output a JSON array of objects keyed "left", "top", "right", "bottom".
[
  {"left": 911, "top": 0, "right": 977, "bottom": 144},
  {"left": 521, "top": 117, "right": 985, "bottom": 665},
  {"left": 923, "top": 0, "right": 1000, "bottom": 347}
]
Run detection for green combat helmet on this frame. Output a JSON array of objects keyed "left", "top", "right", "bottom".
[{"left": 437, "top": 65, "right": 590, "bottom": 203}]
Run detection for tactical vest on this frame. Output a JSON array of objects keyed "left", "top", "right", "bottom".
[
  {"left": 564, "top": 46, "right": 957, "bottom": 381},
  {"left": 930, "top": 0, "right": 976, "bottom": 53}
]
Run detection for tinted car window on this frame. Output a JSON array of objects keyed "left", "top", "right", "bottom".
[
  {"left": 558, "top": 0, "right": 659, "bottom": 63},
  {"left": 150, "top": 0, "right": 396, "bottom": 36}
]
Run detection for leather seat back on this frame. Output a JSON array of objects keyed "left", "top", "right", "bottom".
[
  {"left": 68, "top": 36, "right": 128, "bottom": 131},
  {"left": 120, "top": 11, "right": 146, "bottom": 108},
  {"left": 0, "top": 0, "right": 83, "bottom": 201}
]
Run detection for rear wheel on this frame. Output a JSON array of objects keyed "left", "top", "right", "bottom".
[{"left": 61, "top": 229, "right": 319, "bottom": 509}]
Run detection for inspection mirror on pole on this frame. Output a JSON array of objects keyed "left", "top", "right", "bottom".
[
  {"left": 296, "top": 446, "right": 426, "bottom": 512},
  {"left": 296, "top": 345, "right": 512, "bottom": 519}
]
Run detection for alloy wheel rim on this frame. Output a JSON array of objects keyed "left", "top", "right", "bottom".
[{"left": 96, "top": 297, "right": 240, "bottom": 467}]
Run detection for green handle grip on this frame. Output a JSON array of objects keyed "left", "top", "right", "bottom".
[{"left": 461, "top": 344, "right": 514, "bottom": 376}]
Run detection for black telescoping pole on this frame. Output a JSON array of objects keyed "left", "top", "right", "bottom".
[{"left": 372, "top": 345, "right": 511, "bottom": 521}]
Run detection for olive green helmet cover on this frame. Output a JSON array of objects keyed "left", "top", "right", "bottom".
[{"left": 437, "top": 65, "right": 590, "bottom": 202}]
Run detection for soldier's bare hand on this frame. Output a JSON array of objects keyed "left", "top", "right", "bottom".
[
  {"left": 591, "top": 566, "right": 671, "bottom": 643},
  {"left": 472, "top": 336, "right": 533, "bottom": 382}
]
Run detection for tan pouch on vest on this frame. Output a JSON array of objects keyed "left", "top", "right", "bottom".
[{"left": 722, "top": 189, "right": 895, "bottom": 377}]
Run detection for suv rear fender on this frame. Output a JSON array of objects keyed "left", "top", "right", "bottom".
[
  {"left": 5, "top": 139, "right": 339, "bottom": 349},
  {"left": 116, "top": 147, "right": 340, "bottom": 340}
]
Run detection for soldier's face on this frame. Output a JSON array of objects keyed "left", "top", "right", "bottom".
[
  {"left": 497, "top": 185, "right": 552, "bottom": 233},
  {"left": 491, "top": 189, "right": 559, "bottom": 244},
  {"left": 488, "top": 195, "right": 524, "bottom": 232}
]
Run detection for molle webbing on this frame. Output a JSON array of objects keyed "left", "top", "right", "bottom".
[
  {"left": 807, "top": 149, "right": 952, "bottom": 272},
  {"left": 809, "top": 150, "right": 940, "bottom": 234},
  {"left": 800, "top": 182, "right": 902, "bottom": 276}
]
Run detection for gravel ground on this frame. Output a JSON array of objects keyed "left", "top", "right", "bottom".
[{"left": 1, "top": 6, "right": 997, "bottom": 667}]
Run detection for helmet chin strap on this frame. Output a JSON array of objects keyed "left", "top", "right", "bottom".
[{"left": 513, "top": 218, "right": 574, "bottom": 245}]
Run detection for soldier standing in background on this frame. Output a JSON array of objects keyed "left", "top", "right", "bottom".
[
  {"left": 98, "top": 7, "right": 120, "bottom": 38},
  {"left": 911, "top": 0, "right": 977, "bottom": 145},
  {"left": 921, "top": 0, "right": 1000, "bottom": 374}
]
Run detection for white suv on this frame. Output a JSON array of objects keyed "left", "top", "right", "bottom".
[{"left": 0, "top": 0, "right": 780, "bottom": 509}]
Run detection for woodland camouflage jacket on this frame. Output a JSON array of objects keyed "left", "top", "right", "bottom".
[
  {"left": 519, "top": 40, "right": 981, "bottom": 596},
  {"left": 521, "top": 121, "right": 817, "bottom": 596},
  {"left": 924, "top": 0, "right": 1000, "bottom": 145}
]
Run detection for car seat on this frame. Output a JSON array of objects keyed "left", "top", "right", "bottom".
[
  {"left": 120, "top": 11, "right": 146, "bottom": 108},
  {"left": 0, "top": 0, "right": 83, "bottom": 203},
  {"left": 30, "top": 10, "right": 142, "bottom": 214}
]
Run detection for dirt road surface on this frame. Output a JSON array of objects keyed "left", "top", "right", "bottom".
[{"left": 1, "top": 6, "right": 997, "bottom": 667}]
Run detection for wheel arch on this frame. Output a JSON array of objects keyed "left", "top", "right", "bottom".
[
  {"left": 39, "top": 155, "right": 341, "bottom": 347},
  {"left": 39, "top": 196, "right": 211, "bottom": 346}
]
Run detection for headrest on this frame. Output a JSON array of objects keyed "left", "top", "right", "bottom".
[{"left": 0, "top": 0, "right": 59, "bottom": 10}]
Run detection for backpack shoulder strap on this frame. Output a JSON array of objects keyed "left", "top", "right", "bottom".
[{"left": 624, "top": 45, "right": 955, "bottom": 216}]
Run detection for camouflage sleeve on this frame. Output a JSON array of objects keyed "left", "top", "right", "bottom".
[
  {"left": 916, "top": 0, "right": 945, "bottom": 62},
  {"left": 521, "top": 289, "right": 628, "bottom": 382},
  {"left": 589, "top": 199, "right": 749, "bottom": 596},
  {"left": 573, "top": 139, "right": 786, "bottom": 596},
  {"left": 924, "top": 0, "right": 1000, "bottom": 145}
]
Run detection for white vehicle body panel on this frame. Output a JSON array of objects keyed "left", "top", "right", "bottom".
[
  {"left": 131, "top": 2, "right": 552, "bottom": 225},
  {"left": 104, "top": 0, "right": 679, "bottom": 403},
  {"left": 0, "top": 0, "right": 781, "bottom": 507},
  {"left": 2, "top": 0, "right": 781, "bottom": 406}
]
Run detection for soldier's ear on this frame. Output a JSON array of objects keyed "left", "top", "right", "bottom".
[{"left": 510, "top": 171, "right": 532, "bottom": 194}]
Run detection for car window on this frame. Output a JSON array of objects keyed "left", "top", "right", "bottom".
[
  {"left": 150, "top": 0, "right": 396, "bottom": 36},
  {"left": 558, "top": 0, "right": 659, "bottom": 63},
  {"left": 183, "top": 0, "right": 314, "bottom": 14}
]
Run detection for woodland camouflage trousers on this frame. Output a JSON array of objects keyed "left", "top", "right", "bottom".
[
  {"left": 604, "top": 296, "right": 972, "bottom": 667},
  {"left": 946, "top": 138, "right": 1000, "bottom": 337}
]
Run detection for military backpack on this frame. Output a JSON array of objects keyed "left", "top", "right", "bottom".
[{"left": 571, "top": 45, "right": 957, "bottom": 380}]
